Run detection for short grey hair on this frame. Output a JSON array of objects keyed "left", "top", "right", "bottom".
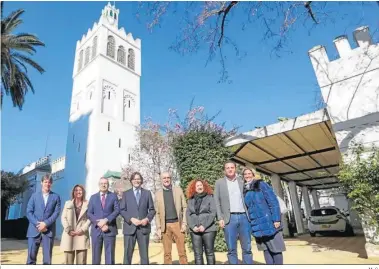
[
  {"left": 161, "top": 171, "right": 171, "bottom": 178},
  {"left": 99, "top": 177, "right": 109, "bottom": 183}
]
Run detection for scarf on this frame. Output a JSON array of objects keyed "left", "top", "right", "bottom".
[
  {"left": 245, "top": 180, "right": 261, "bottom": 192},
  {"left": 194, "top": 192, "right": 207, "bottom": 215}
]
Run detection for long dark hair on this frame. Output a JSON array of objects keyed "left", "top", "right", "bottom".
[{"left": 71, "top": 184, "right": 86, "bottom": 200}]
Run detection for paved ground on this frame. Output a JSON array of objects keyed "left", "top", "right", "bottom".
[{"left": 2, "top": 235, "right": 379, "bottom": 264}]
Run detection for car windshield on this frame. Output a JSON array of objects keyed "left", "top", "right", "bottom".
[{"left": 311, "top": 208, "right": 337, "bottom": 216}]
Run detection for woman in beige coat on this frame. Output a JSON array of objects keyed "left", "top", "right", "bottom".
[{"left": 60, "top": 184, "right": 91, "bottom": 264}]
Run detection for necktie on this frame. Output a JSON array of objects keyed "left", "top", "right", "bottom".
[
  {"left": 136, "top": 190, "right": 140, "bottom": 205},
  {"left": 101, "top": 194, "right": 105, "bottom": 209}
]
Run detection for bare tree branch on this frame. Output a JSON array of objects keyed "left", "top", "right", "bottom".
[
  {"left": 218, "top": 1, "right": 239, "bottom": 47},
  {"left": 304, "top": 1, "right": 318, "bottom": 23},
  {"left": 136, "top": 1, "right": 377, "bottom": 83}
]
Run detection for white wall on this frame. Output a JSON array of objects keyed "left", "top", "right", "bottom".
[{"left": 309, "top": 25, "right": 379, "bottom": 256}]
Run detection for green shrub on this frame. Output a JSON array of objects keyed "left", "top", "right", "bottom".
[
  {"left": 338, "top": 144, "right": 379, "bottom": 238},
  {"left": 170, "top": 105, "right": 236, "bottom": 252}
]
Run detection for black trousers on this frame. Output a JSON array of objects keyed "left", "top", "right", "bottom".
[{"left": 190, "top": 231, "right": 216, "bottom": 265}]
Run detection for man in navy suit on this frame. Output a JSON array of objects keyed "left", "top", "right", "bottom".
[
  {"left": 26, "top": 174, "right": 61, "bottom": 264},
  {"left": 120, "top": 172, "right": 156, "bottom": 265},
  {"left": 87, "top": 177, "right": 120, "bottom": 265}
]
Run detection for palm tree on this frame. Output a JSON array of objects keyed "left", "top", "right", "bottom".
[{"left": 1, "top": 2, "right": 45, "bottom": 110}]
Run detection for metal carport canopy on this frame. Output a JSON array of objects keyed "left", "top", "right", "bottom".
[{"left": 225, "top": 109, "right": 342, "bottom": 190}]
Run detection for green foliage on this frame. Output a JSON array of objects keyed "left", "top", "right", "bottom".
[
  {"left": 213, "top": 225, "right": 228, "bottom": 252},
  {"left": 338, "top": 144, "right": 379, "bottom": 235},
  {"left": 1, "top": 170, "right": 28, "bottom": 221},
  {"left": 173, "top": 131, "right": 231, "bottom": 252},
  {"left": 173, "top": 131, "right": 232, "bottom": 190},
  {"left": 1, "top": 170, "right": 28, "bottom": 206},
  {"left": 171, "top": 104, "right": 236, "bottom": 252}
]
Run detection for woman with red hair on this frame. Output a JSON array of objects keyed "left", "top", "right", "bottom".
[{"left": 185, "top": 179, "right": 217, "bottom": 264}]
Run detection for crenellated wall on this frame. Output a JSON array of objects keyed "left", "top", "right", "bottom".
[{"left": 309, "top": 26, "right": 379, "bottom": 154}]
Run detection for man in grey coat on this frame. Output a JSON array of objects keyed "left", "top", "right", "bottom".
[
  {"left": 214, "top": 161, "right": 253, "bottom": 264},
  {"left": 119, "top": 172, "right": 156, "bottom": 265}
]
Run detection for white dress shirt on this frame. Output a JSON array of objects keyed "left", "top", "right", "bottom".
[{"left": 42, "top": 192, "right": 50, "bottom": 206}]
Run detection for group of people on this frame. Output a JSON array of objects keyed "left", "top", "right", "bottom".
[{"left": 26, "top": 161, "right": 286, "bottom": 265}]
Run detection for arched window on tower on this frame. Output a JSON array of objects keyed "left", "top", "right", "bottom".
[
  {"left": 101, "top": 85, "right": 116, "bottom": 117},
  {"left": 107, "top": 36, "right": 115, "bottom": 58},
  {"left": 84, "top": 47, "right": 91, "bottom": 65},
  {"left": 117, "top": 46, "right": 126, "bottom": 65},
  {"left": 78, "top": 50, "right": 83, "bottom": 72},
  {"left": 92, "top": 36, "right": 98, "bottom": 59},
  {"left": 128, "top": 48, "right": 135, "bottom": 70}
]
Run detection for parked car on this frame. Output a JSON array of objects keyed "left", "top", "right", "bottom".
[{"left": 308, "top": 206, "right": 355, "bottom": 237}]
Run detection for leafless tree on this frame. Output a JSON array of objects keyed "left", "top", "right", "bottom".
[
  {"left": 136, "top": 1, "right": 377, "bottom": 82},
  {"left": 121, "top": 121, "right": 177, "bottom": 194}
]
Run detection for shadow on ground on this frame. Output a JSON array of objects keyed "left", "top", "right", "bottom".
[
  {"left": 150, "top": 259, "right": 264, "bottom": 265},
  {"left": 286, "top": 234, "right": 368, "bottom": 259}
]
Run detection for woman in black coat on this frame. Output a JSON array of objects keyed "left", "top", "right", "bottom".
[{"left": 186, "top": 179, "right": 217, "bottom": 265}]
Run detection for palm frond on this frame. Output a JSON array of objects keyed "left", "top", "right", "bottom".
[
  {"left": 2, "top": 9, "right": 25, "bottom": 34},
  {"left": 1, "top": 38, "right": 38, "bottom": 54},
  {"left": 1, "top": 4, "right": 44, "bottom": 109},
  {"left": 12, "top": 53, "right": 45, "bottom": 73},
  {"left": 11, "top": 33, "right": 45, "bottom": 46}
]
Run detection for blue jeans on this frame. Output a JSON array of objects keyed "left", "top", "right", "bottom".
[{"left": 224, "top": 213, "right": 253, "bottom": 264}]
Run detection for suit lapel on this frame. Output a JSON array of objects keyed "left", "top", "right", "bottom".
[
  {"left": 104, "top": 192, "right": 110, "bottom": 209},
  {"left": 44, "top": 193, "right": 53, "bottom": 212},
  {"left": 67, "top": 200, "right": 77, "bottom": 224},
  {"left": 40, "top": 192, "right": 45, "bottom": 213},
  {"left": 158, "top": 191, "right": 164, "bottom": 216},
  {"left": 97, "top": 192, "right": 103, "bottom": 211},
  {"left": 172, "top": 187, "right": 177, "bottom": 206},
  {"left": 222, "top": 178, "right": 230, "bottom": 206},
  {"left": 237, "top": 177, "right": 244, "bottom": 194},
  {"left": 137, "top": 189, "right": 144, "bottom": 208},
  {"left": 130, "top": 189, "right": 138, "bottom": 209}
]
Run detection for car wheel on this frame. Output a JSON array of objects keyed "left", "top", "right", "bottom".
[
  {"left": 344, "top": 224, "right": 355, "bottom": 236},
  {"left": 310, "top": 232, "right": 316, "bottom": 237}
]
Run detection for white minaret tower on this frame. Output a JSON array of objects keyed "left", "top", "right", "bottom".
[{"left": 64, "top": 2, "right": 141, "bottom": 198}]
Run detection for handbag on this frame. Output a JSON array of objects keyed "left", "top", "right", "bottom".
[{"left": 277, "top": 195, "right": 289, "bottom": 214}]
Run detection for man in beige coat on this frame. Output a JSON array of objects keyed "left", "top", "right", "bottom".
[
  {"left": 60, "top": 185, "right": 91, "bottom": 264},
  {"left": 155, "top": 172, "right": 188, "bottom": 264}
]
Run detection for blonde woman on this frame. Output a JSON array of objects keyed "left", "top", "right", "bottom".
[{"left": 60, "top": 185, "right": 91, "bottom": 264}]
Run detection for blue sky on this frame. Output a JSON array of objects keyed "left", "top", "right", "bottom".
[{"left": 2, "top": 1, "right": 379, "bottom": 172}]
